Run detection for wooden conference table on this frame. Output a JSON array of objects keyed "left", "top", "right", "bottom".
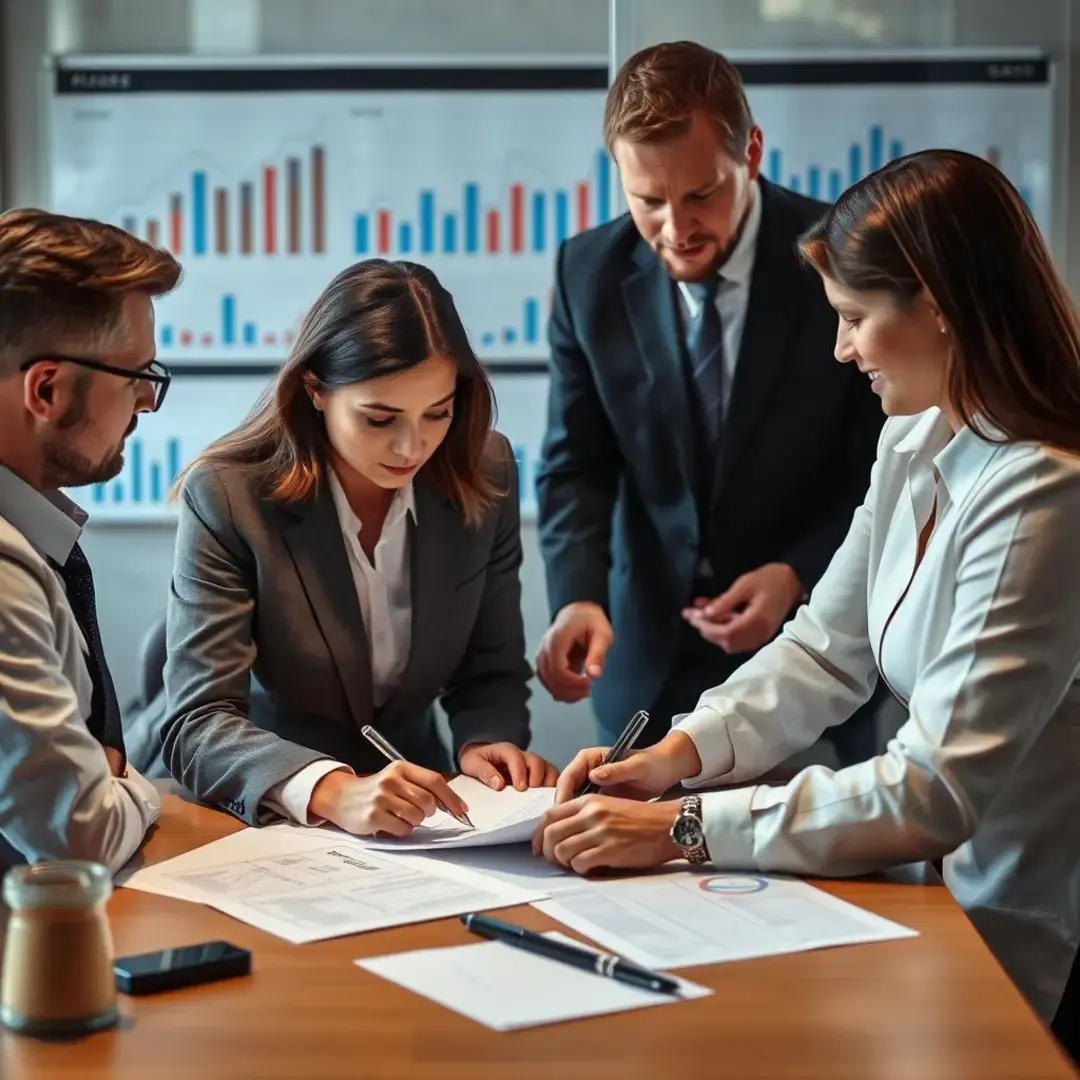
[{"left": 2, "top": 784, "right": 1074, "bottom": 1080}]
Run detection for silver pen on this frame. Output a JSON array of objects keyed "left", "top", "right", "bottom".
[
  {"left": 576, "top": 709, "right": 650, "bottom": 797},
  {"left": 361, "top": 724, "right": 474, "bottom": 829}
]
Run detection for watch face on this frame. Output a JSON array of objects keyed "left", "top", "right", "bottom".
[{"left": 673, "top": 815, "right": 704, "bottom": 849}]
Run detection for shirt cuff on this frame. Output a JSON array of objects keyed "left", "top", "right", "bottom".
[
  {"left": 673, "top": 708, "right": 736, "bottom": 784},
  {"left": 116, "top": 764, "right": 163, "bottom": 824},
  {"left": 700, "top": 786, "right": 758, "bottom": 868},
  {"left": 264, "top": 760, "right": 352, "bottom": 825}
]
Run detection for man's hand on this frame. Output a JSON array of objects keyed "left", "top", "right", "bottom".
[
  {"left": 682, "top": 562, "right": 804, "bottom": 655},
  {"left": 533, "top": 795, "right": 681, "bottom": 875},
  {"left": 551, "top": 731, "right": 703, "bottom": 805},
  {"left": 459, "top": 742, "right": 559, "bottom": 791},
  {"left": 534, "top": 601, "right": 613, "bottom": 703}
]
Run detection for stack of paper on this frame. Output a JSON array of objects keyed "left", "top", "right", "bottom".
[
  {"left": 364, "top": 775, "right": 555, "bottom": 851},
  {"left": 355, "top": 931, "right": 712, "bottom": 1030},
  {"left": 121, "top": 824, "right": 544, "bottom": 944}
]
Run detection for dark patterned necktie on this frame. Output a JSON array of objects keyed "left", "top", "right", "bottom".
[
  {"left": 51, "top": 543, "right": 127, "bottom": 766},
  {"left": 684, "top": 276, "right": 727, "bottom": 528}
]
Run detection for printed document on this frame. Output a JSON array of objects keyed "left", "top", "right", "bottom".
[
  {"left": 534, "top": 873, "right": 918, "bottom": 969},
  {"left": 121, "top": 824, "right": 544, "bottom": 944},
  {"left": 365, "top": 775, "right": 555, "bottom": 851},
  {"left": 356, "top": 931, "right": 711, "bottom": 1030}
]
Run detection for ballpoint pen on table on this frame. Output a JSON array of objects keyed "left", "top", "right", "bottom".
[
  {"left": 361, "top": 724, "right": 474, "bottom": 829},
  {"left": 461, "top": 912, "right": 681, "bottom": 996},
  {"left": 575, "top": 708, "right": 650, "bottom": 798}
]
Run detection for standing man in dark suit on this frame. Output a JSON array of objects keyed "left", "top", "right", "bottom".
[{"left": 535, "top": 41, "right": 884, "bottom": 754}]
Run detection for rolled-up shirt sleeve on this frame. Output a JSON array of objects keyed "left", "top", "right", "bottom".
[{"left": 0, "top": 557, "right": 160, "bottom": 873}]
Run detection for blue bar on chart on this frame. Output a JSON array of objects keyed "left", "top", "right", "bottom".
[
  {"left": 597, "top": 150, "right": 611, "bottom": 224},
  {"left": 889, "top": 138, "right": 903, "bottom": 160},
  {"left": 130, "top": 440, "right": 143, "bottom": 502},
  {"left": 524, "top": 297, "right": 539, "bottom": 344},
  {"left": 829, "top": 169, "right": 842, "bottom": 201},
  {"left": 531, "top": 193, "right": 545, "bottom": 253},
  {"left": 122, "top": 215, "right": 137, "bottom": 234},
  {"left": 554, "top": 191, "right": 569, "bottom": 245},
  {"left": 442, "top": 213, "right": 457, "bottom": 254},
  {"left": 849, "top": 145, "right": 862, "bottom": 186},
  {"left": 243, "top": 322, "right": 256, "bottom": 346},
  {"left": 464, "top": 183, "right": 480, "bottom": 254},
  {"left": 149, "top": 461, "right": 162, "bottom": 503},
  {"left": 193, "top": 171, "right": 208, "bottom": 255},
  {"left": 112, "top": 479, "right": 124, "bottom": 503},
  {"left": 354, "top": 213, "right": 369, "bottom": 254},
  {"left": 768, "top": 148, "right": 782, "bottom": 184},
  {"left": 503, "top": 327, "right": 517, "bottom": 344},
  {"left": 222, "top": 294, "right": 236, "bottom": 346},
  {"left": 420, "top": 191, "right": 435, "bottom": 253},
  {"left": 788, "top": 175, "right": 801, "bottom": 193},
  {"left": 160, "top": 326, "right": 174, "bottom": 348},
  {"left": 869, "top": 126, "right": 883, "bottom": 173},
  {"left": 807, "top": 166, "right": 821, "bottom": 200},
  {"left": 398, "top": 222, "right": 412, "bottom": 254},
  {"left": 167, "top": 437, "right": 181, "bottom": 486}
]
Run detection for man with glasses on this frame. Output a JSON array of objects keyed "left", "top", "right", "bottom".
[{"left": 0, "top": 208, "right": 180, "bottom": 871}]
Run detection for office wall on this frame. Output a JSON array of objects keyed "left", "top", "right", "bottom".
[{"left": 0, "top": 0, "right": 605, "bottom": 767}]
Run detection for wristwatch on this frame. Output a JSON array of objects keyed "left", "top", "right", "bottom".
[{"left": 670, "top": 794, "right": 709, "bottom": 864}]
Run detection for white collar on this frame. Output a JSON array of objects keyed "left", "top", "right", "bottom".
[
  {"left": 327, "top": 466, "right": 416, "bottom": 539},
  {"left": 0, "top": 465, "right": 86, "bottom": 565}
]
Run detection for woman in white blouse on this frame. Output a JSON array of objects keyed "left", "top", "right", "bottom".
[{"left": 535, "top": 148, "right": 1080, "bottom": 1033}]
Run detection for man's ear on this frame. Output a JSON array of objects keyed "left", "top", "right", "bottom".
[{"left": 22, "top": 362, "right": 61, "bottom": 421}]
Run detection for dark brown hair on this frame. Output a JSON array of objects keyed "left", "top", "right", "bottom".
[
  {"left": 604, "top": 40, "right": 754, "bottom": 160},
  {"left": 181, "top": 259, "right": 498, "bottom": 525},
  {"left": 0, "top": 207, "right": 180, "bottom": 370},
  {"left": 800, "top": 149, "right": 1080, "bottom": 454}
]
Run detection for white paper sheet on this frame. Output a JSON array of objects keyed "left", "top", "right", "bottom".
[
  {"left": 534, "top": 873, "right": 918, "bottom": 969},
  {"left": 364, "top": 775, "right": 555, "bottom": 851},
  {"left": 121, "top": 824, "right": 544, "bottom": 944},
  {"left": 355, "top": 931, "right": 712, "bottom": 1030}
]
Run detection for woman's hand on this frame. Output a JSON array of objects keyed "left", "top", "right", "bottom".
[
  {"left": 308, "top": 762, "right": 469, "bottom": 837},
  {"left": 552, "top": 730, "right": 703, "bottom": 805},
  {"left": 459, "top": 742, "right": 559, "bottom": 790}
]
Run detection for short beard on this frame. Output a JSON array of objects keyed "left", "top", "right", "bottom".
[{"left": 40, "top": 381, "right": 125, "bottom": 489}]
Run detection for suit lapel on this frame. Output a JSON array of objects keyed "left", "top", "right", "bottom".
[
  {"left": 622, "top": 245, "right": 698, "bottom": 519},
  {"left": 281, "top": 483, "right": 374, "bottom": 726},
  {"left": 717, "top": 181, "right": 809, "bottom": 495},
  {"left": 377, "top": 478, "right": 466, "bottom": 722}
]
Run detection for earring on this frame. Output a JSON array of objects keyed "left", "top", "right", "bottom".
[{"left": 940, "top": 326, "right": 947, "bottom": 335}]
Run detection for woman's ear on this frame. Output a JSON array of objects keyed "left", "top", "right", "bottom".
[{"left": 301, "top": 375, "right": 324, "bottom": 412}]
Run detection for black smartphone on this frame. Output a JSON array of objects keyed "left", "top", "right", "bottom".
[{"left": 113, "top": 941, "right": 251, "bottom": 995}]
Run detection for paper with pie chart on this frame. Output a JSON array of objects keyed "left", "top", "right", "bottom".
[{"left": 532, "top": 873, "right": 917, "bottom": 970}]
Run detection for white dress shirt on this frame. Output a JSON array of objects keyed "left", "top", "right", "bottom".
[
  {"left": 261, "top": 468, "right": 417, "bottom": 824},
  {"left": 0, "top": 466, "right": 161, "bottom": 873},
  {"left": 674, "top": 409, "right": 1080, "bottom": 1022},
  {"left": 676, "top": 179, "right": 762, "bottom": 420}
]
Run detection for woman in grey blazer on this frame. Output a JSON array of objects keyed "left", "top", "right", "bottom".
[{"left": 162, "top": 259, "right": 556, "bottom": 837}]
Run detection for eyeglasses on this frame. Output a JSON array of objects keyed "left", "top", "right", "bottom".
[{"left": 19, "top": 354, "right": 172, "bottom": 412}]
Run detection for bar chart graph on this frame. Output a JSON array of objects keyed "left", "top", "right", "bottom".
[{"left": 354, "top": 150, "right": 611, "bottom": 257}]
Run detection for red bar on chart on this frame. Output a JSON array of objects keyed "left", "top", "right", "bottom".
[
  {"left": 312, "top": 146, "right": 326, "bottom": 254},
  {"left": 987, "top": 146, "right": 1001, "bottom": 169},
  {"left": 287, "top": 157, "right": 301, "bottom": 255},
  {"left": 510, "top": 185, "right": 524, "bottom": 253},
  {"left": 215, "top": 188, "right": 229, "bottom": 254},
  {"left": 377, "top": 209, "right": 391, "bottom": 254},
  {"left": 169, "top": 194, "right": 182, "bottom": 253},
  {"left": 263, "top": 166, "right": 277, "bottom": 254},
  {"left": 576, "top": 182, "right": 589, "bottom": 232},
  {"left": 146, "top": 218, "right": 160, "bottom": 247},
  {"left": 486, "top": 209, "right": 500, "bottom": 253},
  {"left": 180, "top": 330, "right": 193, "bottom": 346},
  {"left": 240, "top": 182, "right": 253, "bottom": 254}
]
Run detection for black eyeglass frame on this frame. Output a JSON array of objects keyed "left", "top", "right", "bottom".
[{"left": 19, "top": 354, "right": 172, "bottom": 412}]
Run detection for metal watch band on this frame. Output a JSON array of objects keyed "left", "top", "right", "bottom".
[{"left": 681, "top": 795, "right": 708, "bottom": 864}]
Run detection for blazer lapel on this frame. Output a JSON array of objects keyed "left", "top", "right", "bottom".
[
  {"left": 377, "top": 479, "right": 466, "bottom": 722},
  {"left": 281, "top": 484, "right": 374, "bottom": 726},
  {"left": 717, "top": 181, "right": 809, "bottom": 495}
]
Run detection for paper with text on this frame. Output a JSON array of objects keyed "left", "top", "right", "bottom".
[
  {"left": 534, "top": 873, "right": 918, "bottom": 969},
  {"left": 355, "top": 931, "right": 711, "bottom": 1030},
  {"left": 121, "top": 824, "right": 543, "bottom": 943},
  {"left": 364, "top": 775, "right": 555, "bottom": 851}
]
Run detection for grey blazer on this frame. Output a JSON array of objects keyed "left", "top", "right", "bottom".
[{"left": 160, "top": 433, "right": 532, "bottom": 825}]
